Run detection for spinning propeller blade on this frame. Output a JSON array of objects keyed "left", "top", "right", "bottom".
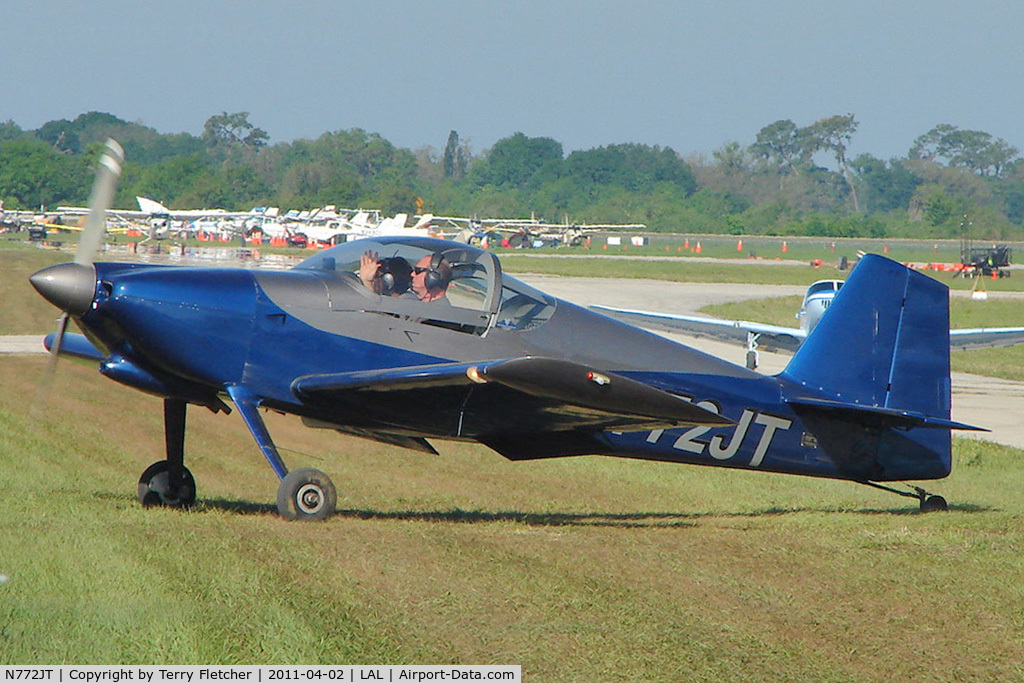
[
  {"left": 31, "top": 139, "right": 123, "bottom": 409},
  {"left": 32, "top": 313, "right": 69, "bottom": 416},
  {"left": 75, "top": 138, "right": 124, "bottom": 266}
]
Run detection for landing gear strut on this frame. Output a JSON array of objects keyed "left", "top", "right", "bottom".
[
  {"left": 745, "top": 332, "right": 760, "bottom": 370},
  {"left": 137, "top": 391, "right": 338, "bottom": 520},
  {"left": 138, "top": 398, "right": 196, "bottom": 508},
  {"left": 862, "top": 481, "right": 948, "bottom": 512},
  {"left": 227, "top": 385, "right": 337, "bottom": 521}
]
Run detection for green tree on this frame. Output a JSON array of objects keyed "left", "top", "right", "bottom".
[
  {"left": 750, "top": 119, "right": 810, "bottom": 176},
  {"left": 473, "top": 133, "right": 563, "bottom": 187},
  {"left": 442, "top": 130, "right": 467, "bottom": 179},
  {"left": 565, "top": 144, "right": 696, "bottom": 196},
  {"left": 203, "top": 112, "right": 269, "bottom": 149},
  {"left": 0, "top": 139, "right": 90, "bottom": 209},
  {"left": 911, "top": 124, "right": 1019, "bottom": 176},
  {"left": 804, "top": 114, "right": 860, "bottom": 212},
  {"left": 852, "top": 154, "right": 922, "bottom": 214},
  {"left": 0, "top": 120, "right": 26, "bottom": 142}
]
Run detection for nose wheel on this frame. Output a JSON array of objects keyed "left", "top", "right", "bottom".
[
  {"left": 138, "top": 460, "right": 196, "bottom": 508},
  {"left": 138, "top": 397, "right": 196, "bottom": 508}
]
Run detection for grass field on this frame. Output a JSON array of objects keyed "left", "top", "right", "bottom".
[
  {"left": 5, "top": 237, "right": 1024, "bottom": 678},
  {"left": 3, "top": 358, "right": 1024, "bottom": 678}
]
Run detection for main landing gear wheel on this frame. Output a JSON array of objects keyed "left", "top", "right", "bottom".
[
  {"left": 861, "top": 481, "right": 949, "bottom": 512},
  {"left": 921, "top": 494, "right": 948, "bottom": 512},
  {"left": 277, "top": 468, "right": 337, "bottom": 521},
  {"left": 138, "top": 460, "right": 196, "bottom": 508}
]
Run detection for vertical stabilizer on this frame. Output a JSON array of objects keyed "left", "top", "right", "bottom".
[{"left": 781, "top": 254, "right": 951, "bottom": 419}]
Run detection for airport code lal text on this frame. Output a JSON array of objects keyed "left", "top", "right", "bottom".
[{"left": 1, "top": 668, "right": 520, "bottom": 683}]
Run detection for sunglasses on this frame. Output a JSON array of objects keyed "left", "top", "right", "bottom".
[{"left": 412, "top": 267, "right": 430, "bottom": 274}]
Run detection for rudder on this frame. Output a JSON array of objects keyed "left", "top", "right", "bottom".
[{"left": 781, "top": 254, "right": 951, "bottom": 420}]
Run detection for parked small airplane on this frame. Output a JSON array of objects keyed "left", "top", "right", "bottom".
[
  {"left": 428, "top": 215, "right": 647, "bottom": 248},
  {"left": 593, "top": 278, "right": 1024, "bottom": 369},
  {"left": 30, "top": 141, "right": 981, "bottom": 520},
  {"left": 57, "top": 196, "right": 262, "bottom": 241}
]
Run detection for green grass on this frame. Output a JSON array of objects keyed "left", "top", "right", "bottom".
[
  {"left": 6, "top": 236, "right": 1024, "bottom": 677},
  {"left": 3, "top": 359, "right": 1024, "bottom": 679}
]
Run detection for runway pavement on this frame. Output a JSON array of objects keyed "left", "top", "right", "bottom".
[{"left": 5, "top": 273, "right": 1021, "bottom": 449}]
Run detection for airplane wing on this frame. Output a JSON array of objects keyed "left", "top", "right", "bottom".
[
  {"left": 590, "top": 305, "right": 806, "bottom": 353},
  {"left": 950, "top": 327, "right": 1024, "bottom": 350},
  {"left": 292, "top": 356, "right": 732, "bottom": 434}
]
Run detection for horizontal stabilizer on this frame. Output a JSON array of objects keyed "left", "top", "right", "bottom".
[{"left": 786, "top": 396, "right": 986, "bottom": 432}]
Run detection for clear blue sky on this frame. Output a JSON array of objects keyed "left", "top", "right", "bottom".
[{"left": 4, "top": 1, "right": 1022, "bottom": 161}]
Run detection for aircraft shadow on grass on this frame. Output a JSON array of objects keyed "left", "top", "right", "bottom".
[
  {"left": 92, "top": 492, "right": 991, "bottom": 524},
  {"left": 189, "top": 497, "right": 992, "bottom": 525}
]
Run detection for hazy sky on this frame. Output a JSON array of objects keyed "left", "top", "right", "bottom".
[{"left": 4, "top": 1, "right": 1022, "bottom": 161}]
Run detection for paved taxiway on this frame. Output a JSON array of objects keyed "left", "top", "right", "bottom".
[{"left": 5, "top": 271, "right": 1022, "bottom": 449}]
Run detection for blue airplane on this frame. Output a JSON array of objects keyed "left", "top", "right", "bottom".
[{"left": 29, "top": 141, "right": 981, "bottom": 519}]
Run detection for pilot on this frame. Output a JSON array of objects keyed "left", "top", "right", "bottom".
[
  {"left": 357, "top": 251, "right": 413, "bottom": 296},
  {"left": 408, "top": 253, "right": 453, "bottom": 303}
]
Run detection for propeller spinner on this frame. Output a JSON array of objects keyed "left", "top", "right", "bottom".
[{"left": 30, "top": 139, "right": 123, "bottom": 399}]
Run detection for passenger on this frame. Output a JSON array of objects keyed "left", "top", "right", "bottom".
[
  {"left": 357, "top": 251, "right": 412, "bottom": 296},
  {"left": 407, "top": 253, "right": 453, "bottom": 303}
]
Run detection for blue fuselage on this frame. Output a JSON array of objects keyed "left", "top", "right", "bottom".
[{"left": 75, "top": 257, "right": 951, "bottom": 485}]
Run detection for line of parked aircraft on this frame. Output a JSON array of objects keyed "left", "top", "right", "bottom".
[{"left": 0, "top": 197, "right": 645, "bottom": 248}]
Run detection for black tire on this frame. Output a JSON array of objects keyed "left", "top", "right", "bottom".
[
  {"left": 138, "top": 460, "right": 196, "bottom": 508},
  {"left": 277, "top": 468, "right": 336, "bottom": 521},
  {"left": 921, "top": 495, "right": 948, "bottom": 512}
]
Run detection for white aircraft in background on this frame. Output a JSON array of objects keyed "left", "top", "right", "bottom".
[
  {"left": 293, "top": 210, "right": 436, "bottom": 245},
  {"left": 57, "top": 196, "right": 266, "bottom": 240},
  {"left": 593, "top": 278, "right": 1024, "bottom": 369},
  {"left": 426, "top": 214, "right": 647, "bottom": 247}
]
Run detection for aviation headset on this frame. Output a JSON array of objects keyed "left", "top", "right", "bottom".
[
  {"left": 421, "top": 252, "right": 452, "bottom": 292},
  {"left": 377, "top": 257, "right": 412, "bottom": 296}
]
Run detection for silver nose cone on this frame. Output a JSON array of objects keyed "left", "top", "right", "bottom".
[{"left": 29, "top": 263, "right": 97, "bottom": 316}]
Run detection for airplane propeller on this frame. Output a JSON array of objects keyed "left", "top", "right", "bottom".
[{"left": 31, "top": 139, "right": 124, "bottom": 407}]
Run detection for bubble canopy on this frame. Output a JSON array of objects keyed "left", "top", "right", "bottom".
[{"left": 295, "top": 236, "right": 555, "bottom": 333}]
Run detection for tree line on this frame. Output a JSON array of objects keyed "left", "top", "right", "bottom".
[{"left": 2, "top": 110, "right": 1023, "bottom": 240}]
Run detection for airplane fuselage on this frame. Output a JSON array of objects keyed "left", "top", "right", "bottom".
[{"left": 66, "top": 255, "right": 949, "bottom": 486}]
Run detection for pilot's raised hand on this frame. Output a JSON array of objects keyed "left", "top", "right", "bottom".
[{"left": 358, "top": 250, "right": 381, "bottom": 290}]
